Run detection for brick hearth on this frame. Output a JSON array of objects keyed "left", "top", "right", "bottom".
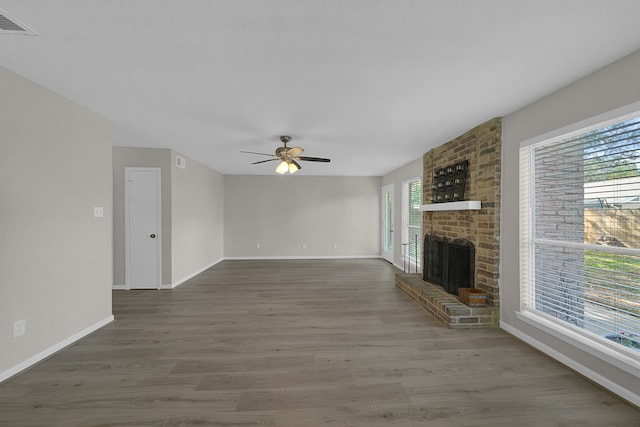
[{"left": 395, "top": 273, "right": 496, "bottom": 328}]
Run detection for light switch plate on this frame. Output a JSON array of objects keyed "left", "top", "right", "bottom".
[
  {"left": 94, "top": 207, "right": 104, "bottom": 217},
  {"left": 13, "top": 319, "right": 26, "bottom": 337}
]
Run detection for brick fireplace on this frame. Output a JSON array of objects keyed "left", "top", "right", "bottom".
[{"left": 395, "top": 118, "right": 501, "bottom": 328}]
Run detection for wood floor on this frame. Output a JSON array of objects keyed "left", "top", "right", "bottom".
[{"left": 1, "top": 259, "right": 638, "bottom": 426}]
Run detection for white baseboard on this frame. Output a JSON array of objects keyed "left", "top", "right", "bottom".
[
  {"left": 500, "top": 321, "right": 640, "bottom": 407},
  {"left": 113, "top": 258, "right": 225, "bottom": 290},
  {"left": 0, "top": 315, "right": 114, "bottom": 384},
  {"left": 113, "top": 284, "right": 159, "bottom": 290},
  {"left": 223, "top": 255, "right": 382, "bottom": 260},
  {"left": 168, "top": 258, "right": 224, "bottom": 289}
]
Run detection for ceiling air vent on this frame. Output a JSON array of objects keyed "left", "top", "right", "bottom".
[{"left": 0, "top": 8, "right": 38, "bottom": 35}]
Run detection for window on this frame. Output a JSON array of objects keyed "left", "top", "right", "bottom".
[
  {"left": 520, "top": 114, "right": 640, "bottom": 354},
  {"left": 403, "top": 178, "right": 422, "bottom": 270}
]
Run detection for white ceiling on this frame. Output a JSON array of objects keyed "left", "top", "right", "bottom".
[{"left": 2, "top": 1, "right": 640, "bottom": 176}]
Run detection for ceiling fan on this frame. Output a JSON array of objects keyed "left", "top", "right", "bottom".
[{"left": 241, "top": 136, "right": 331, "bottom": 174}]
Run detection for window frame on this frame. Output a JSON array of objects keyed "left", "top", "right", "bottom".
[
  {"left": 518, "top": 104, "right": 640, "bottom": 375},
  {"left": 402, "top": 177, "right": 422, "bottom": 271}
]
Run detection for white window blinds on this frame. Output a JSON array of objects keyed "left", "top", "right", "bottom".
[
  {"left": 407, "top": 179, "right": 422, "bottom": 265},
  {"left": 520, "top": 115, "right": 640, "bottom": 353}
]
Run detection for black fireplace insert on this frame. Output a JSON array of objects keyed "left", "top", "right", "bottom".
[{"left": 423, "top": 234, "right": 475, "bottom": 295}]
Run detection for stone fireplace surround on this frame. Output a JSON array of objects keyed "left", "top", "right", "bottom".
[{"left": 395, "top": 118, "right": 501, "bottom": 328}]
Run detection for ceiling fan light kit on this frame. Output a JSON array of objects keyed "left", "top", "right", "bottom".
[
  {"left": 276, "top": 160, "right": 290, "bottom": 174},
  {"left": 241, "top": 135, "right": 331, "bottom": 175}
]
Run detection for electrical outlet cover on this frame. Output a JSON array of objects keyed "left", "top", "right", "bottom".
[{"left": 13, "top": 319, "right": 26, "bottom": 337}]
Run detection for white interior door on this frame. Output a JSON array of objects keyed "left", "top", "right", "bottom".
[
  {"left": 125, "top": 167, "right": 161, "bottom": 289},
  {"left": 381, "top": 184, "right": 394, "bottom": 263}
]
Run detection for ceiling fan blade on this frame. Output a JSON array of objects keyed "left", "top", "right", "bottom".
[
  {"left": 241, "top": 150, "right": 273, "bottom": 156},
  {"left": 291, "top": 159, "right": 302, "bottom": 170},
  {"left": 298, "top": 156, "right": 331, "bottom": 162},
  {"left": 251, "top": 158, "right": 278, "bottom": 165},
  {"left": 286, "top": 147, "right": 304, "bottom": 157}
]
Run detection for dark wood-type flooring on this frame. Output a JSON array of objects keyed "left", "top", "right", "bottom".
[{"left": 1, "top": 259, "right": 638, "bottom": 426}]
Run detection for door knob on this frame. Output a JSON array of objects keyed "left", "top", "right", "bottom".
[{"left": 150, "top": 234, "right": 156, "bottom": 238}]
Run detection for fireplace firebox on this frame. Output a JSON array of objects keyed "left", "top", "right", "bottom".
[{"left": 423, "top": 234, "right": 475, "bottom": 295}]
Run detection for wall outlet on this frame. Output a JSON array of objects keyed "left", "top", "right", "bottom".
[
  {"left": 333, "top": 243, "right": 338, "bottom": 250},
  {"left": 13, "top": 319, "right": 26, "bottom": 338},
  {"left": 256, "top": 243, "right": 260, "bottom": 249},
  {"left": 302, "top": 243, "right": 307, "bottom": 250},
  {"left": 93, "top": 207, "right": 104, "bottom": 218},
  {"left": 176, "top": 155, "right": 186, "bottom": 169}
]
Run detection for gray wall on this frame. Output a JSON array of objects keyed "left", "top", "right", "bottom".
[
  {"left": 501, "top": 50, "right": 640, "bottom": 400},
  {"left": 381, "top": 158, "right": 423, "bottom": 269},
  {"left": 0, "top": 66, "right": 113, "bottom": 378},
  {"left": 224, "top": 175, "right": 381, "bottom": 258},
  {"left": 170, "top": 152, "right": 224, "bottom": 284},
  {"left": 112, "top": 147, "right": 173, "bottom": 286}
]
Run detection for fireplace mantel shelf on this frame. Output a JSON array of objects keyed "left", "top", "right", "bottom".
[{"left": 420, "top": 201, "right": 481, "bottom": 211}]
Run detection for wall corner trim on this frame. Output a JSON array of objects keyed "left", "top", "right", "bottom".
[{"left": 0, "top": 315, "right": 115, "bottom": 384}]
